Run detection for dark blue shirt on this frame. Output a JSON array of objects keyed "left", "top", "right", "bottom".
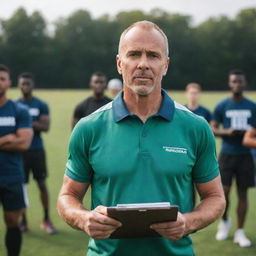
[
  {"left": 213, "top": 97, "right": 256, "bottom": 155},
  {"left": 185, "top": 105, "right": 212, "bottom": 123},
  {"left": 17, "top": 97, "right": 49, "bottom": 150},
  {"left": 0, "top": 100, "right": 31, "bottom": 183}
]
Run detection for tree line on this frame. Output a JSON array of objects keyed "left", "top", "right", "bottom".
[{"left": 0, "top": 7, "right": 255, "bottom": 90}]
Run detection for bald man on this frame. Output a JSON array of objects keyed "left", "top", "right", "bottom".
[{"left": 58, "top": 21, "right": 225, "bottom": 256}]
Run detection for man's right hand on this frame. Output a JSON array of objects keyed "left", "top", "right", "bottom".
[
  {"left": 0, "top": 134, "right": 16, "bottom": 146},
  {"left": 83, "top": 205, "right": 122, "bottom": 240}
]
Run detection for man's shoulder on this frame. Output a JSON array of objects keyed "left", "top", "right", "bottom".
[
  {"left": 75, "top": 97, "right": 92, "bottom": 109},
  {"left": 73, "top": 101, "right": 113, "bottom": 135},
  {"left": 243, "top": 97, "right": 256, "bottom": 108},
  {"left": 213, "top": 97, "right": 230, "bottom": 111},
  {"left": 12, "top": 100, "right": 29, "bottom": 112},
  {"left": 79, "top": 101, "right": 113, "bottom": 123},
  {"left": 199, "top": 105, "right": 211, "bottom": 113},
  {"left": 103, "top": 96, "right": 112, "bottom": 102},
  {"left": 32, "top": 96, "right": 48, "bottom": 106}
]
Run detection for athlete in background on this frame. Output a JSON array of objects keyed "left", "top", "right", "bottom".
[
  {"left": 211, "top": 70, "right": 256, "bottom": 247},
  {"left": 17, "top": 72, "right": 57, "bottom": 234},
  {"left": 0, "top": 64, "right": 33, "bottom": 256},
  {"left": 72, "top": 72, "right": 112, "bottom": 128},
  {"left": 185, "top": 83, "right": 212, "bottom": 122}
]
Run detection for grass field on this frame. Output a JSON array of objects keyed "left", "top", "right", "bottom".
[{"left": 0, "top": 89, "right": 256, "bottom": 256}]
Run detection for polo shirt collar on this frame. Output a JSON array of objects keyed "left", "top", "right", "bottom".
[{"left": 112, "top": 89, "right": 174, "bottom": 122}]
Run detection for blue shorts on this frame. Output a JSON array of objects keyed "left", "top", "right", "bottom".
[{"left": 0, "top": 182, "right": 28, "bottom": 211}]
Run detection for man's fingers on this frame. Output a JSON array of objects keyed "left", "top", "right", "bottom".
[
  {"left": 150, "top": 221, "right": 179, "bottom": 229},
  {"left": 87, "top": 222, "right": 119, "bottom": 232},
  {"left": 95, "top": 212, "right": 122, "bottom": 227},
  {"left": 88, "top": 228, "right": 117, "bottom": 240},
  {"left": 94, "top": 205, "right": 108, "bottom": 215}
]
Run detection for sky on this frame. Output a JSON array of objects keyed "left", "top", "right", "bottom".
[{"left": 2, "top": 0, "right": 256, "bottom": 25}]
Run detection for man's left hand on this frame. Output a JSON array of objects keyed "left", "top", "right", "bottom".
[{"left": 150, "top": 212, "right": 187, "bottom": 241}]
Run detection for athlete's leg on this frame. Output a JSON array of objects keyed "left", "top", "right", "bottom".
[
  {"left": 236, "top": 187, "right": 248, "bottom": 228},
  {"left": 20, "top": 152, "right": 31, "bottom": 230},
  {"left": 36, "top": 179, "right": 49, "bottom": 221},
  {"left": 4, "top": 209, "right": 24, "bottom": 256},
  {"left": 222, "top": 185, "right": 231, "bottom": 220}
]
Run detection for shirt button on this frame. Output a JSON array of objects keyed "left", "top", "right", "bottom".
[{"left": 142, "top": 132, "right": 147, "bottom": 137}]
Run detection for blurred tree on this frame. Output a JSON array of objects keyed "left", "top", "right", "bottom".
[
  {"left": 0, "top": 8, "right": 50, "bottom": 87},
  {"left": 0, "top": 7, "right": 255, "bottom": 90}
]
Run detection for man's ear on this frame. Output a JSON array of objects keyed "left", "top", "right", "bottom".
[
  {"left": 163, "top": 57, "right": 170, "bottom": 76},
  {"left": 8, "top": 79, "right": 12, "bottom": 89},
  {"left": 116, "top": 55, "right": 122, "bottom": 75}
]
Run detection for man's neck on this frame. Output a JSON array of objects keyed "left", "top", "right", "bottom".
[
  {"left": 93, "top": 94, "right": 104, "bottom": 100},
  {"left": 22, "top": 94, "right": 33, "bottom": 101},
  {"left": 123, "top": 87, "right": 162, "bottom": 122},
  {"left": 0, "top": 95, "right": 8, "bottom": 107},
  {"left": 187, "top": 102, "right": 198, "bottom": 110},
  {"left": 231, "top": 92, "right": 243, "bottom": 102}
]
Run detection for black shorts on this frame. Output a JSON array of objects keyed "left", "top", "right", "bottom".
[
  {"left": 0, "top": 182, "right": 28, "bottom": 211},
  {"left": 22, "top": 149, "right": 48, "bottom": 183},
  {"left": 218, "top": 153, "right": 255, "bottom": 189}
]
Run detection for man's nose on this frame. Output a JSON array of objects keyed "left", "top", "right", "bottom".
[{"left": 137, "top": 55, "right": 149, "bottom": 70}]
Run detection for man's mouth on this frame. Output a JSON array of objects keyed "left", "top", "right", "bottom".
[{"left": 134, "top": 76, "right": 152, "bottom": 80}]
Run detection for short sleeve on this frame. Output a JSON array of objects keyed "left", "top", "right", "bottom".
[
  {"left": 192, "top": 122, "right": 220, "bottom": 183},
  {"left": 16, "top": 105, "right": 32, "bottom": 129},
  {"left": 212, "top": 103, "right": 223, "bottom": 123},
  {"left": 40, "top": 101, "right": 49, "bottom": 115},
  {"left": 65, "top": 120, "right": 93, "bottom": 183},
  {"left": 251, "top": 104, "right": 256, "bottom": 128}
]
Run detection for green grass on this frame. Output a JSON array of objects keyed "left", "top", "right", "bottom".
[{"left": 0, "top": 89, "right": 256, "bottom": 256}]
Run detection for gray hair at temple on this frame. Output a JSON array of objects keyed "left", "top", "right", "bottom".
[{"left": 118, "top": 20, "right": 169, "bottom": 57}]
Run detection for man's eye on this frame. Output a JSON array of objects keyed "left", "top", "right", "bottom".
[
  {"left": 149, "top": 53, "right": 159, "bottom": 58},
  {"left": 129, "top": 52, "right": 139, "bottom": 57}
]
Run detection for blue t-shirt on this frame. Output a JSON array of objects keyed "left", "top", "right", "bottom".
[
  {"left": 185, "top": 105, "right": 212, "bottom": 123},
  {"left": 0, "top": 100, "right": 32, "bottom": 183},
  {"left": 251, "top": 118, "right": 256, "bottom": 157},
  {"left": 212, "top": 97, "right": 256, "bottom": 155},
  {"left": 17, "top": 97, "right": 49, "bottom": 150}
]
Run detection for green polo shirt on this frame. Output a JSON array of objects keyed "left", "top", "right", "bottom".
[{"left": 65, "top": 89, "right": 219, "bottom": 256}]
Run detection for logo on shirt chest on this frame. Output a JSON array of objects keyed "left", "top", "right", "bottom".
[
  {"left": 29, "top": 108, "right": 39, "bottom": 117},
  {"left": 163, "top": 146, "right": 187, "bottom": 154},
  {"left": 0, "top": 117, "right": 16, "bottom": 126},
  {"left": 225, "top": 110, "right": 251, "bottom": 130}
]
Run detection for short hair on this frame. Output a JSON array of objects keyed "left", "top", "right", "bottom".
[
  {"left": 186, "top": 83, "right": 201, "bottom": 91},
  {"left": 91, "top": 71, "right": 107, "bottom": 79},
  {"left": 18, "top": 72, "right": 35, "bottom": 82},
  {"left": 229, "top": 69, "right": 245, "bottom": 77},
  {"left": 0, "top": 64, "right": 10, "bottom": 74},
  {"left": 118, "top": 20, "right": 169, "bottom": 57}
]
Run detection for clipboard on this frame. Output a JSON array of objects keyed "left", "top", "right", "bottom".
[{"left": 107, "top": 203, "right": 178, "bottom": 239}]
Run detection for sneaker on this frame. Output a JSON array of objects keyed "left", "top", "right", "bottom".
[
  {"left": 216, "top": 218, "right": 232, "bottom": 240},
  {"left": 40, "top": 220, "right": 57, "bottom": 235},
  {"left": 19, "top": 223, "right": 29, "bottom": 232},
  {"left": 234, "top": 229, "right": 251, "bottom": 247}
]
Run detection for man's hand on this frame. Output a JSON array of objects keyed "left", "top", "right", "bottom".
[
  {"left": 150, "top": 212, "right": 187, "bottom": 241},
  {"left": 0, "top": 134, "right": 16, "bottom": 146},
  {"left": 83, "top": 205, "right": 122, "bottom": 240}
]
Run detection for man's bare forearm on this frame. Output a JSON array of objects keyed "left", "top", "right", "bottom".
[
  {"left": 243, "top": 129, "right": 256, "bottom": 148},
  {"left": 184, "top": 194, "right": 225, "bottom": 235},
  {"left": 0, "top": 129, "right": 33, "bottom": 151},
  {"left": 32, "top": 120, "right": 49, "bottom": 132},
  {"left": 58, "top": 194, "right": 89, "bottom": 231}
]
